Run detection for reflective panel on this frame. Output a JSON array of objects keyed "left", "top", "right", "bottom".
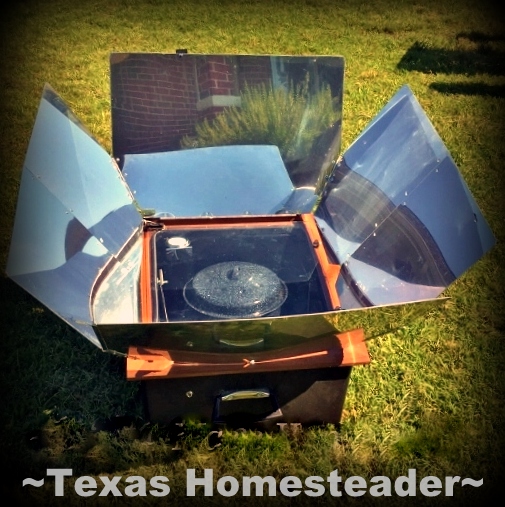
[
  {"left": 111, "top": 53, "right": 344, "bottom": 216},
  {"left": 23, "top": 85, "right": 141, "bottom": 254},
  {"left": 122, "top": 145, "right": 300, "bottom": 216},
  {"left": 94, "top": 297, "right": 448, "bottom": 354},
  {"left": 8, "top": 63, "right": 495, "bottom": 357},
  {"left": 7, "top": 170, "right": 110, "bottom": 348},
  {"left": 6, "top": 85, "right": 143, "bottom": 348},
  {"left": 316, "top": 85, "right": 495, "bottom": 307}
]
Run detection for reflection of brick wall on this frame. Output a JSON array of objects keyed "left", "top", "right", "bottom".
[
  {"left": 110, "top": 54, "right": 274, "bottom": 160},
  {"left": 237, "top": 56, "right": 272, "bottom": 88},
  {"left": 111, "top": 54, "right": 198, "bottom": 158},
  {"left": 195, "top": 56, "right": 240, "bottom": 123},
  {"left": 196, "top": 56, "right": 236, "bottom": 99}
]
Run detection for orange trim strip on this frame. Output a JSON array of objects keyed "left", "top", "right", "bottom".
[
  {"left": 126, "top": 329, "right": 370, "bottom": 380},
  {"left": 140, "top": 230, "right": 153, "bottom": 323},
  {"left": 339, "top": 329, "right": 370, "bottom": 366},
  {"left": 153, "top": 214, "right": 300, "bottom": 229},
  {"left": 301, "top": 213, "right": 341, "bottom": 310},
  {"left": 156, "top": 219, "right": 297, "bottom": 231}
]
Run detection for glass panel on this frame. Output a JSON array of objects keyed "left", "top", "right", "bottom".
[
  {"left": 110, "top": 53, "right": 344, "bottom": 216},
  {"left": 316, "top": 85, "right": 495, "bottom": 306},
  {"left": 93, "top": 236, "right": 143, "bottom": 324},
  {"left": 151, "top": 222, "right": 325, "bottom": 323}
]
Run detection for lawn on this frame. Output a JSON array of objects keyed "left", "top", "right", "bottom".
[{"left": 0, "top": 0, "right": 504, "bottom": 505}]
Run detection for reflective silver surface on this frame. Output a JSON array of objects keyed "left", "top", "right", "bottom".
[
  {"left": 7, "top": 58, "right": 495, "bottom": 356},
  {"left": 122, "top": 145, "right": 301, "bottom": 216},
  {"left": 6, "top": 85, "right": 143, "bottom": 348},
  {"left": 94, "top": 297, "right": 449, "bottom": 354},
  {"left": 111, "top": 54, "right": 344, "bottom": 217},
  {"left": 316, "top": 85, "right": 495, "bottom": 307}
]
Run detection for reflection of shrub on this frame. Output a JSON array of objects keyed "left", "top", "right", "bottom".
[{"left": 181, "top": 81, "right": 340, "bottom": 161}]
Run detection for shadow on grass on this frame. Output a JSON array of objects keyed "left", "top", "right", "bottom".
[
  {"left": 397, "top": 40, "right": 505, "bottom": 77},
  {"left": 456, "top": 31, "right": 505, "bottom": 44},
  {"left": 429, "top": 82, "right": 505, "bottom": 97}
]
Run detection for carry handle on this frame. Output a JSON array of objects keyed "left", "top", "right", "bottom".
[{"left": 213, "top": 388, "right": 283, "bottom": 427}]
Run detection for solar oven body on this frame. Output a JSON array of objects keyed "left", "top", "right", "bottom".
[
  {"left": 134, "top": 212, "right": 359, "bottom": 427},
  {"left": 6, "top": 54, "right": 495, "bottom": 428}
]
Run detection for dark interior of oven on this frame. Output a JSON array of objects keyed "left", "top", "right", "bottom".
[{"left": 152, "top": 223, "right": 330, "bottom": 322}]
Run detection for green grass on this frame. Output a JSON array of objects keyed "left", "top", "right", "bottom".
[{"left": 1, "top": 0, "right": 504, "bottom": 505}]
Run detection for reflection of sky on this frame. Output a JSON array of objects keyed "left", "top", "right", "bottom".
[
  {"left": 7, "top": 170, "right": 108, "bottom": 276},
  {"left": 123, "top": 145, "right": 296, "bottom": 217},
  {"left": 23, "top": 97, "right": 138, "bottom": 252}
]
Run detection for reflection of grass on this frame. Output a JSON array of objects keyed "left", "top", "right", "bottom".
[
  {"left": 1, "top": 0, "right": 504, "bottom": 504},
  {"left": 182, "top": 81, "right": 339, "bottom": 161}
]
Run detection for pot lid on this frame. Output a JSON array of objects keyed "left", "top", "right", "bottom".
[{"left": 183, "top": 261, "right": 288, "bottom": 319}]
